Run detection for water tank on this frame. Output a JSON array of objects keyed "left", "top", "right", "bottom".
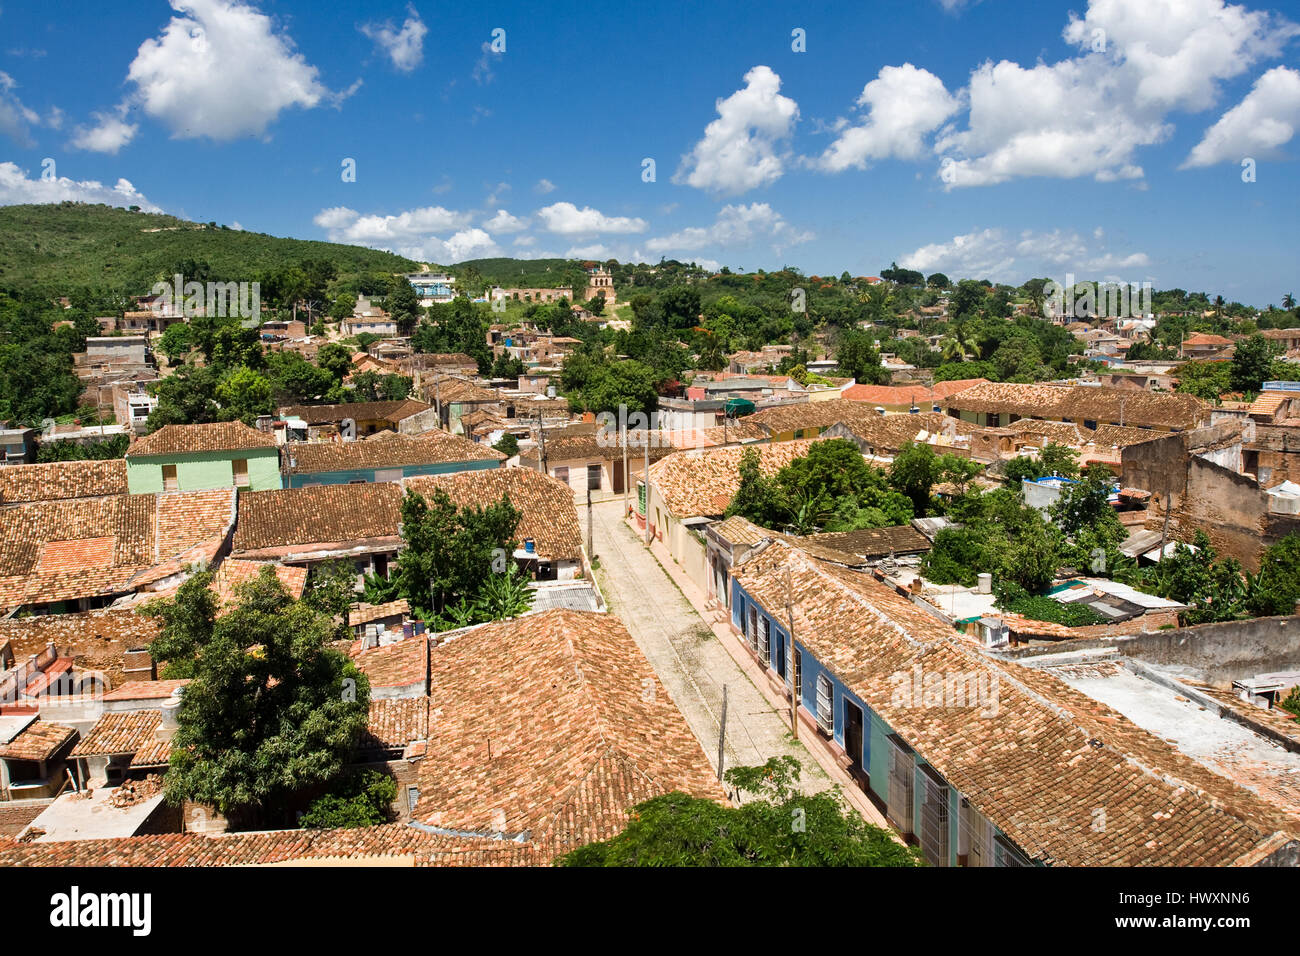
[{"left": 977, "top": 573, "right": 992, "bottom": 594}]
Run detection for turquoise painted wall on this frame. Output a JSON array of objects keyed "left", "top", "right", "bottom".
[
  {"left": 126, "top": 447, "right": 282, "bottom": 493},
  {"left": 286, "top": 458, "right": 499, "bottom": 488},
  {"left": 732, "top": 576, "right": 1034, "bottom": 867}
]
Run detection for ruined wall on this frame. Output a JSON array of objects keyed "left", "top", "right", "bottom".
[
  {"left": 1005, "top": 615, "right": 1300, "bottom": 684},
  {"left": 1248, "top": 424, "right": 1300, "bottom": 486},
  {"left": 1121, "top": 432, "right": 1186, "bottom": 503},
  {"left": 1177, "top": 456, "right": 1270, "bottom": 570}
]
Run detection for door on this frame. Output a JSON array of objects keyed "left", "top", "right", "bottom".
[{"left": 844, "top": 700, "right": 865, "bottom": 783}]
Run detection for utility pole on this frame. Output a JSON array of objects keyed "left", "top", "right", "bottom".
[
  {"left": 643, "top": 429, "right": 651, "bottom": 546},
  {"left": 586, "top": 486, "right": 594, "bottom": 562},
  {"left": 621, "top": 419, "right": 629, "bottom": 519},
  {"left": 716, "top": 684, "right": 728, "bottom": 782},
  {"left": 785, "top": 565, "right": 798, "bottom": 742}
]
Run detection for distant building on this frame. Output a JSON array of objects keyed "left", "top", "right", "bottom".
[
  {"left": 406, "top": 272, "right": 456, "bottom": 306},
  {"left": 125, "top": 421, "right": 282, "bottom": 493}
]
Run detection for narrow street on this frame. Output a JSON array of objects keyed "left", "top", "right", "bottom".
[{"left": 588, "top": 499, "right": 831, "bottom": 794}]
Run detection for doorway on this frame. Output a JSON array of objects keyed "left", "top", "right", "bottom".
[{"left": 844, "top": 700, "right": 865, "bottom": 785}]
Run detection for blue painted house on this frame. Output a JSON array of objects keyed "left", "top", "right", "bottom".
[
  {"left": 284, "top": 432, "right": 504, "bottom": 488},
  {"left": 726, "top": 538, "right": 1295, "bottom": 867}
]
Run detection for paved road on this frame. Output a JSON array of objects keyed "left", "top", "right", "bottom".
[{"left": 588, "top": 500, "right": 831, "bottom": 795}]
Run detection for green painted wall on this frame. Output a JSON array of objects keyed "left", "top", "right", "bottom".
[{"left": 126, "top": 447, "right": 282, "bottom": 493}]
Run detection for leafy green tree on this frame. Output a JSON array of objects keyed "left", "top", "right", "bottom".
[
  {"left": 725, "top": 447, "right": 785, "bottom": 529},
  {"left": 471, "top": 564, "right": 535, "bottom": 622},
  {"left": 37, "top": 434, "right": 129, "bottom": 462},
  {"left": 156, "top": 322, "right": 193, "bottom": 363},
  {"left": 1175, "top": 361, "right": 1231, "bottom": 402},
  {"left": 299, "top": 770, "right": 397, "bottom": 829},
  {"left": 1249, "top": 534, "right": 1300, "bottom": 616},
  {"left": 142, "top": 567, "right": 370, "bottom": 822},
  {"left": 1229, "top": 333, "right": 1279, "bottom": 394},
  {"left": 316, "top": 342, "right": 354, "bottom": 383},
  {"left": 328, "top": 292, "right": 358, "bottom": 321},
  {"left": 1138, "top": 530, "right": 1248, "bottom": 624},
  {"left": 560, "top": 757, "right": 921, "bottom": 867},
  {"left": 215, "top": 366, "right": 273, "bottom": 424},
  {"left": 385, "top": 277, "right": 423, "bottom": 334},
  {"left": 493, "top": 433, "right": 519, "bottom": 457},
  {"left": 266, "top": 351, "right": 333, "bottom": 403},
  {"left": 392, "top": 488, "right": 523, "bottom": 618},
  {"left": 836, "top": 329, "right": 889, "bottom": 385},
  {"left": 889, "top": 442, "right": 942, "bottom": 517},
  {"left": 303, "top": 559, "right": 359, "bottom": 638}
]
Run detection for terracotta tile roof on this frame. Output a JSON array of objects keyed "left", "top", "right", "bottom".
[
  {"left": 832, "top": 411, "right": 976, "bottom": 453},
  {"left": 949, "top": 383, "right": 1211, "bottom": 430},
  {"left": 349, "top": 599, "right": 410, "bottom": 627},
  {"left": 1005, "top": 418, "right": 1095, "bottom": 445},
  {"left": 742, "top": 398, "right": 888, "bottom": 435},
  {"left": 428, "top": 377, "right": 501, "bottom": 404},
  {"left": 519, "top": 432, "right": 675, "bottom": 466},
  {"left": 101, "top": 679, "right": 189, "bottom": 702},
  {"left": 70, "top": 710, "right": 162, "bottom": 758},
  {"left": 1183, "top": 332, "right": 1234, "bottom": 347},
  {"left": 405, "top": 467, "right": 584, "bottom": 563},
  {"left": 0, "top": 720, "right": 77, "bottom": 760},
  {"left": 0, "top": 608, "right": 160, "bottom": 686},
  {"left": 285, "top": 432, "right": 502, "bottom": 474},
  {"left": 0, "top": 490, "right": 235, "bottom": 609},
  {"left": 649, "top": 439, "right": 819, "bottom": 519},
  {"left": 0, "top": 459, "right": 128, "bottom": 504},
  {"left": 130, "top": 736, "right": 172, "bottom": 768},
  {"left": 414, "top": 609, "right": 725, "bottom": 854},
  {"left": 843, "top": 383, "right": 941, "bottom": 406},
  {"left": 930, "top": 378, "right": 991, "bottom": 399},
  {"left": 1091, "top": 424, "right": 1166, "bottom": 448},
  {"left": 210, "top": 559, "right": 307, "bottom": 607},
  {"left": 0, "top": 823, "right": 543, "bottom": 867},
  {"left": 709, "top": 514, "right": 769, "bottom": 547},
  {"left": 362, "top": 697, "right": 429, "bottom": 750},
  {"left": 128, "top": 421, "right": 277, "bottom": 457},
  {"left": 806, "top": 525, "right": 932, "bottom": 558},
  {"left": 351, "top": 637, "right": 428, "bottom": 691},
  {"left": 280, "top": 399, "right": 431, "bottom": 425},
  {"left": 698, "top": 422, "right": 769, "bottom": 445},
  {"left": 232, "top": 483, "right": 403, "bottom": 554},
  {"left": 733, "top": 540, "right": 1299, "bottom": 866}
]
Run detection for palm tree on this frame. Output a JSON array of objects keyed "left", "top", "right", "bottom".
[{"left": 1283, "top": 293, "right": 1296, "bottom": 311}]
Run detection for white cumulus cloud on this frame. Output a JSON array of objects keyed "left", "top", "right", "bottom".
[
  {"left": 645, "top": 203, "right": 812, "bottom": 256},
  {"left": 1182, "top": 66, "right": 1300, "bottom": 167},
  {"left": 482, "top": 209, "right": 528, "bottom": 233},
  {"left": 899, "top": 227, "right": 1149, "bottom": 281},
  {"left": 674, "top": 65, "right": 799, "bottom": 195},
  {"left": 313, "top": 205, "right": 496, "bottom": 263},
  {"left": 934, "top": 0, "right": 1298, "bottom": 187},
  {"left": 535, "top": 201, "right": 647, "bottom": 236},
  {"left": 0, "top": 161, "right": 161, "bottom": 211},
  {"left": 817, "top": 64, "right": 959, "bottom": 172},
  {"left": 127, "top": 0, "right": 344, "bottom": 141},
  {"left": 69, "top": 105, "right": 138, "bottom": 154},
  {"left": 360, "top": 4, "right": 427, "bottom": 72}
]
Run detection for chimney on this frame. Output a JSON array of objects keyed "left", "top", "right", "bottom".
[
  {"left": 123, "top": 647, "right": 157, "bottom": 681},
  {"left": 157, "top": 688, "right": 183, "bottom": 742}
]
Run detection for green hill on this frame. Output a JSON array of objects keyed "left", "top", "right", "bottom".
[
  {"left": 457, "top": 257, "right": 589, "bottom": 290},
  {"left": 0, "top": 203, "right": 421, "bottom": 293}
]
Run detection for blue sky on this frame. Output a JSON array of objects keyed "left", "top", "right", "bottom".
[{"left": 0, "top": 0, "right": 1298, "bottom": 304}]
